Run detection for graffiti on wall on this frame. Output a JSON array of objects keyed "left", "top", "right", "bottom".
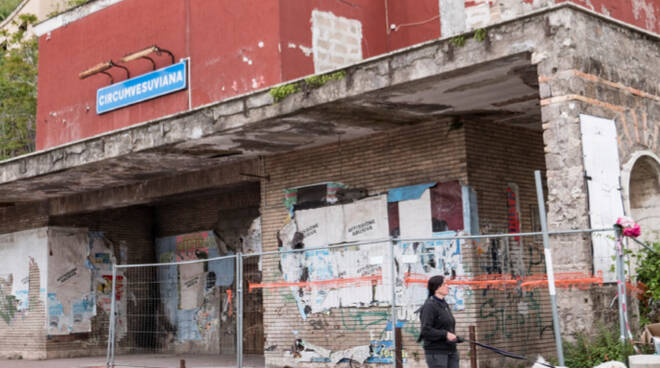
[
  {"left": 154, "top": 223, "right": 262, "bottom": 349},
  {"left": 0, "top": 229, "right": 49, "bottom": 326},
  {"left": 396, "top": 232, "right": 465, "bottom": 311}
]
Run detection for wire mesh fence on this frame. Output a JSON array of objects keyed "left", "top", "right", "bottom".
[
  {"left": 105, "top": 229, "right": 638, "bottom": 368},
  {"left": 108, "top": 255, "right": 238, "bottom": 367}
]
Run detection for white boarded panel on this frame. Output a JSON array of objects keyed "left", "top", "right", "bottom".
[
  {"left": 580, "top": 114, "right": 624, "bottom": 282},
  {"left": 344, "top": 195, "right": 389, "bottom": 242},
  {"left": 179, "top": 262, "right": 204, "bottom": 310},
  {"left": 295, "top": 205, "right": 344, "bottom": 247},
  {"left": 399, "top": 189, "right": 432, "bottom": 239}
]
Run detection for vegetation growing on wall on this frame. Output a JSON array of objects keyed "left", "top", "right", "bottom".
[
  {"left": 47, "top": 0, "right": 89, "bottom": 18},
  {"left": 635, "top": 242, "right": 660, "bottom": 325},
  {"left": 270, "top": 70, "right": 347, "bottom": 102},
  {"left": 562, "top": 326, "right": 638, "bottom": 368},
  {"left": 0, "top": 13, "right": 38, "bottom": 160}
]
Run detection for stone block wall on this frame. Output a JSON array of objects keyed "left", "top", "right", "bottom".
[{"left": 537, "top": 9, "right": 660, "bottom": 334}]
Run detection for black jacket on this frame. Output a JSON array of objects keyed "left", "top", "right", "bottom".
[{"left": 418, "top": 296, "right": 457, "bottom": 353}]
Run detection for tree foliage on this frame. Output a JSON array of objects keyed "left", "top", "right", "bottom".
[
  {"left": 0, "top": 0, "right": 23, "bottom": 22},
  {"left": 0, "top": 13, "right": 38, "bottom": 159},
  {"left": 634, "top": 242, "right": 660, "bottom": 325}
]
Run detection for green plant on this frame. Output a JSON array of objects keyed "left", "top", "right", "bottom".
[
  {"left": 303, "top": 70, "right": 346, "bottom": 88},
  {"left": 0, "top": 13, "right": 38, "bottom": 159},
  {"left": 450, "top": 35, "right": 466, "bottom": 47},
  {"left": 633, "top": 242, "right": 660, "bottom": 325},
  {"left": 473, "top": 28, "right": 487, "bottom": 42},
  {"left": 563, "top": 325, "right": 636, "bottom": 368},
  {"left": 270, "top": 70, "right": 347, "bottom": 102},
  {"left": 269, "top": 83, "right": 301, "bottom": 102},
  {"left": 47, "top": 0, "right": 90, "bottom": 18}
]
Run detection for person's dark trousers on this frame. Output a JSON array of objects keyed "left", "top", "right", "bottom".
[{"left": 424, "top": 351, "right": 459, "bottom": 368}]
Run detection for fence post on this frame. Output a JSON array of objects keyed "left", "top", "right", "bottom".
[
  {"left": 534, "top": 170, "right": 565, "bottom": 366},
  {"left": 106, "top": 263, "right": 117, "bottom": 368},
  {"left": 389, "top": 240, "right": 397, "bottom": 368},
  {"left": 469, "top": 325, "right": 477, "bottom": 368},
  {"left": 614, "top": 229, "right": 628, "bottom": 342},
  {"left": 236, "top": 253, "right": 244, "bottom": 368}
]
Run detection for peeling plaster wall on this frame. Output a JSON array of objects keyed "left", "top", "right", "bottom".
[
  {"left": 47, "top": 228, "right": 93, "bottom": 335},
  {"left": 440, "top": 0, "right": 660, "bottom": 38},
  {"left": 0, "top": 228, "right": 48, "bottom": 359},
  {"left": 34, "top": 0, "right": 658, "bottom": 150}
]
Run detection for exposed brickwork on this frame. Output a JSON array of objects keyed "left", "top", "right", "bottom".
[
  {"left": 0, "top": 202, "right": 49, "bottom": 235},
  {"left": 311, "top": 10, "right": 363, "bottom": 73},
  {"left": 464, "top": 122, "right": 555, "bottom": 365},
  {"left": 260, "top": 119, "right": 467, "bottom": 367}
]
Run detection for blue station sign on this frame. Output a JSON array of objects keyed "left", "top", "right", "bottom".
[{"left": 96, "top": 60, "right": 187, "bottom": 114}]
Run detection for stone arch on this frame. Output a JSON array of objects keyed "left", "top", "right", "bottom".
[{"left": 625, "top": 153, "right": 660, "bottom": 243}]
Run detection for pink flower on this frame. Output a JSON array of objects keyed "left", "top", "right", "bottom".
[{"left": 616, "top": 217, "right": 641, "bottom": 238}]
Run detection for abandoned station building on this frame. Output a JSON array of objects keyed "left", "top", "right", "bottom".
[{"left": 0, "top": 0, "right": 658, "bottom": 366}]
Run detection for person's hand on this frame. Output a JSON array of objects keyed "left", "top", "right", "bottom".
[{"left": 446, "top": 332, "right": 457, "bottom": 342}]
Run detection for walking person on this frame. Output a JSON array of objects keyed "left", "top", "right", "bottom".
[{"left": 418, "top": 275, "right": 459, "bottom": 368}]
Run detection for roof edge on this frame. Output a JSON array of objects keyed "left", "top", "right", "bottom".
[{"left": 33, "top": 0, "right": 122, "bottom": 37}]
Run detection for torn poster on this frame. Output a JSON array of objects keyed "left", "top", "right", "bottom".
[
  {"left": 280, "top": 195, "right": 390, "bottom": 318},
  {"left": 48, "top": 228, "right": 93, "bottom": 335}
]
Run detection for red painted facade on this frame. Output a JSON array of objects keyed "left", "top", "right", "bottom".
[{"left": 35, "top": 0, "right": 658, "bottom": 149}]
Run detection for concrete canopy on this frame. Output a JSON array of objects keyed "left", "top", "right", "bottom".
[{"left": 9, "top": 6, "right": 620, "bottom": 207}]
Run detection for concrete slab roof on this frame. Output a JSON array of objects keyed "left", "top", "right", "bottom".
[{"left": 1, "top": 4, "right": 652, "bottom": 205}]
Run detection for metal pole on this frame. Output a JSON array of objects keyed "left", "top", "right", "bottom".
[
  {"left": 614, "top": 229, "right": 627, "bottom": 341},
  {"left": 389, "top": 240, "right": 397, "bottom": 368},
  {"left": 534, "top": 170, "right": 565, "bottom": 366},
  {"left": 236, "top": 253, "right": 244, "bottom": 368},
  {"left": 106, "top": 263, "right": 117, "bottom": 367}
]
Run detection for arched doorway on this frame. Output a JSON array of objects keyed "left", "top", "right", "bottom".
[{"left": 629, "top": 155, "right": 660, "bottom": 243}]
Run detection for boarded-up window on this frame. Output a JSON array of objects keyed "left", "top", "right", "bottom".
[{"left": 580, "top": 114, "right": 624, "bottom": 282}]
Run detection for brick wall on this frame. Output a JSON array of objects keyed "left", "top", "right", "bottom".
[
  {"left": 258, "top": 118, "right": 556, "bottom": 367},
  {"left": 464, "top": 122, "right": 555, "bottom": 366},
  {"left": 0, "top": 202, "right": 49, "bottom": 235},
  {"left": 260, "top": 119, "right": 469, "bottom": 367}
]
